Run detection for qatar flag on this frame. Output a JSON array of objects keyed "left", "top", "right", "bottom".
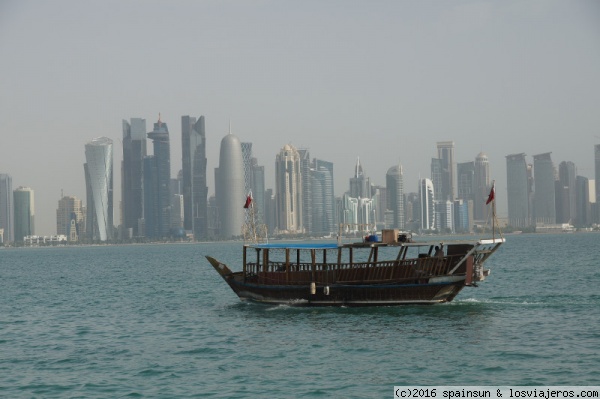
[
  {"left": 243, "top": 194, "right": 253, "bottom": 209},
  {"left": 486, "top": 183, "right": 495, "bottom": 205}
]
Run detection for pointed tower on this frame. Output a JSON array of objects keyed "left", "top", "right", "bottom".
[{"left": 215, "top": 126, "right": 244, "bottom": 238}]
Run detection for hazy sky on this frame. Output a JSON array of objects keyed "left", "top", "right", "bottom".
[{"left": 1, "top": 0, "right": 599, "bottom": 235}]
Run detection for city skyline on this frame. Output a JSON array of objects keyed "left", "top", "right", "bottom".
[
  {"left": 1, "top": 126, "right": 599, "bottom": 237},
  {"left": 2, "top": 1, "right": 599, "bottom": 234}
]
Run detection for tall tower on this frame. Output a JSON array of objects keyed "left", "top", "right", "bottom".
[
  {"left": 121, "top": 118, "right": 146, "bottom": 237},
  {"left": 430, "top": 158, "right": 443, "bottom": 202},
  {"left": 251, "top": 159, "right": 265, "bottom": 220},
  {"left": 13, "top": 186, "right": 34, "bottom": 242},
  {"left": 474, "top": 152, "right": 490, "bottom": 220},
  {"left": 557, "top": 161, "right": 577, "bottom": 224},
  {"left": 298, "top": 149, "right": 312, "bottom": 234},
  {"left": 241, "top": 142, "right": 254, "bottom": 195},
  {"left": 215, "top": 130, "right": 245, "bottom": 238},
  {"left": 56, "top": 195, "right": 84, "bottom": 239},
  {"left": 386, "top": 164, "right": 404, "bottom": 229},
  {"left": 506, "top": 153, "right": 532, "bottom": 228},
  {"left": 0, "top": 174, "right": 13, "bottom": 243},
  {"left": 311, "top": 159, "right": 335, "bottom": 235},
  {"left": 533, "top": 152, "right": 556, "bottom": 225},
  {"left": 349, "top": 157, "right": 371, "bottom": 198},
  {"left": 275, "top": 144, "right": 303, "bottom": 233},
  {"left": 456, "top": 161, "right": 474, "bottom": 202},
  {"left": 85, "top": 137, "right": 113, "bottom": 241},
  {"left": 575, "top": 175, "right": 591, "bottom": 227},
  {"left": 145, "top": 116, "right": 171, "bottom": 238},
  {"left": 182, "top": 115, "right": 208, "bottom": 240},
  {"left": 419, "top": 178, "right": 435, "bottom": 231},
  {"left": 436, "top": 141, "right": 455, "bottom": 201}
]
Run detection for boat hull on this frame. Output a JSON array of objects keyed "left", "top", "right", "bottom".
[{"left": 218, "top": 272, "right": 465, "bottom": 307}]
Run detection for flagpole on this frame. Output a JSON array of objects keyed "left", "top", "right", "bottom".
[{"left": 492, "top": 195, "right": 496, "bottom": 241}]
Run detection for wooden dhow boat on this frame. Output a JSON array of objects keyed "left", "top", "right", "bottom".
[{"left": 206, "top": 233, "right": 504, "bottom": 306}]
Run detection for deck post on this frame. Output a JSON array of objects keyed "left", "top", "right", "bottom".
[
  {"left": 286, "top": 248, "right": 290, "bottom": 283},
  {"left": 263, "top": 248, "right": 268, "bottom": 275},
  {"left": 311, "top": 249, "right": 316, "bottom": 283},
  {"left": 243, "top": 246, "right": 247, "bottom": 282},
  {"left": 323, "top": 249, "right": 328, "bottom": 284},
  {"left": 337, "top": 247, "right": 342, "bottom": 283}
]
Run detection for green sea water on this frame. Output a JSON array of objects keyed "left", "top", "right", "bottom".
[{"left": 1, "top": 233, "right": 599, "bottom": 398}]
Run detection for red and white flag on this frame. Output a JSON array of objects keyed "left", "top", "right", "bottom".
[{"left": 486, "top": 182, "right": 495, "bottom": 205}]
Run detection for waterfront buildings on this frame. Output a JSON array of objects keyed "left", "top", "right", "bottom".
[
  {"left": 182, "top": 115, "right": 208, "bottom": 240},
  {"left": 84, "top": 137, "right": 114, "bottom": 241},
  {"left": 56, "top": 195, "right": 84, "bottom": 241},
  {"left": 121, "top": 118, "right": 147, "bottom": 237},
  {"left": 506, "top": 153, "right": 532, "bottom": 228},
  {"left": 386, "top": 164, "right": 404, "bottom": 230},
  {"left": 241, "top": 142, "right": 254, "bottom": 195},
  {"left": 215, "top": 131, "right": 245, "bottom": 238},
  {"left": 575, "top": 175, "right": 591, "bottom": 226},
  {"left": 275, "top": 144, "right": 303, "bottom": 234},
  {"left": 419, "top": 178, "right": 435, "bottom": 231},
  {"left": 144, "top": 117, "right": 172, "bottom": 239},
  {"left": 474, "top": 152, "right": 490, "bottom": 221},
  {"left": 0, "top": 173, "right": 13, "bottom": 243},
  {"left": 533, "top": 153, "right": 556, "bottom": 225},
  {"left": 241, "top": 142, "right": 266, "bottom": 227},
  {"left": 457, "top": 161, "right": 474, "bottom": 203},
  {"left": 251, "top": 158, "right": 266, "bottom": 222},
  {"left": 311, "top": 159, "right": 335, "bottom": 235},
  {"left": 298, "top": 149, "right": 312, "bottom": 235},
  {"left": 121, "top": 118, "right": 147, "bottom": 236},
  {"left": 349, "top": 158, "right": 371, "bottom": 199},
  {"left": 436, "top": 141, "right": 455, "bottom": 201},
  {"left": 556, "top": 161, "right": 577, "bottom": 224},
  {"left": 14, "top": 186, "right": 35, "bottom": 242}
]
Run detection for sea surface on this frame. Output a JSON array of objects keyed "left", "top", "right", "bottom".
[{"left": 1, "top": 233, "right": 599, "bottom": 398}]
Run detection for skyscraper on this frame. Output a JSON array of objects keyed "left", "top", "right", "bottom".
[
  {"left": 215, "top": 131, "right": 245, "bottom": 238},
  {"left": 298, "top": 149, "right": 312, "bottom": 234},
  {"left": 56, "top": 195, "right": 84, "bottom": 240},
  {"left": 182, "top": 115, "right": 208, "bottom": 240},
  {"left": 311, "top": 159, "right": 335, "bottom": 235},
  {"left": 419, "top": 178, "right": 435, "bottom": 231},
  {"left": 13, "top": 186, "right": 35, "bottom": 242},
  {"left": 241, "top": 141, "right": 254, "bottom": 195},
  {"left": 437, "top": 141, "right": 455, "bottom": 201},
  {"left": 349, "top": 157, "right": 371, "bottom": 199},
  {"left": 0, "top": 173, "right": 13, "bottom": 243},
  {"left": 121, "top": 118, "right": 146, "bottom": 237},
  {"left": 456, "top": 161, "right": 474, "bottom": 202},
  {"left": 557, "top": 161, "right": 576, "bottom": 224},
  {"left": 430, "top": 157, "right": 443, "bottom": 202},
  {"left": 275, "top": 144, "right": 303, "bottom": 234},
  {"left": 474, "top": 152, "right": 490, "bottom": 221},
  {"left": 506, "top": 153, "right": 532, "bottom": 228},
  {"left": 145, "top": 116, "right": 171, "bottom": 238},
  {"left": 84, "top": 137, "right": 113, "bottom": 241},
  {"left": 386, "top": 164, "right": 404, "bottom": 229},
  {"left": 533, "top": 152, "right": 556, "bottom": 225},
  {"left": 241, "top": 142, "right": 266, "bottom": 224},
  {"left": 575, "top": 175, "right": 591, "bottom": 227}
]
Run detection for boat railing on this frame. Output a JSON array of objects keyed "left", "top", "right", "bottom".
[{"left": 245, "top": 254, "right": 465, "bottom": 285}]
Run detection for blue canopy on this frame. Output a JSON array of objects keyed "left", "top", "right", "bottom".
[{"left": 248, "top": 242, "right": 340, "bottom": 249}]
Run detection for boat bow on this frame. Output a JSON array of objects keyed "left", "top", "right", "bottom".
[{"left": 206, "top": 256, "right": 233, "bottom": 279}]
